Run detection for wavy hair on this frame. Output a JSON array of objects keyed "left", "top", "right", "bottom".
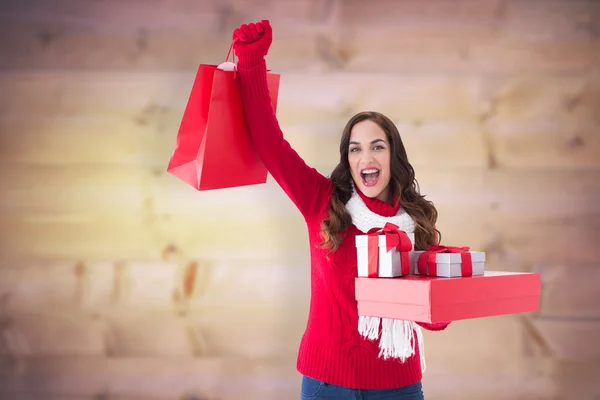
[{"left": 320, "top": 111, "right": 440, "bottom": 252}]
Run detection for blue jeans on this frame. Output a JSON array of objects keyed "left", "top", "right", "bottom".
[{"left": 300, "top": 376, "right": 425, "bottom": 399}]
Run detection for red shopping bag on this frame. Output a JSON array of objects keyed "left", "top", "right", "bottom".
[{"left": 167, "top": 58, "right": 280, "bottom": 191}]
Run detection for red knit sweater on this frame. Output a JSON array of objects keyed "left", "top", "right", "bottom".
[{"left": 236, "top": 58, "right": 448, "bottom": 390}]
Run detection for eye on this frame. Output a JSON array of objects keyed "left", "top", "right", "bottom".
[
  {"left": 349, "top": 147, "right": 360, "bottom": 152},
  {"left": 373, "top": 145, "right": 385, "bottom": 151}
]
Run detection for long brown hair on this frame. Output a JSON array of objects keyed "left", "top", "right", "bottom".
[{"left": 320, "top": 111, "right": 440, "bottom": 252}]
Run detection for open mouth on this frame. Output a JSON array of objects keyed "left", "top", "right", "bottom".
[{"left": 360, "top": 168, "right": 380, "bottom": 187}]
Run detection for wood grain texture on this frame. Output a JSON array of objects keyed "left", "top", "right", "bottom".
[
  {"left": 2, "top": 118, "right": 600, "bottom": 173},
  {"left": 0, "top": 354, "right": 554, "bottom": 400},
  {"left": 536, "top": 264, "right": 600, "bottom": 319},
  {"left": 542, "top": 360, "right": 600, "bottom": 399},
  {"left": 2, "top": 356, "right": 591, "bottom": 399},
  {"left": 2, "top": 71, "right": 598, "bottom": 170},
  {"left": 0, "top": 259, "right": 536, "bottom": 364},
  {"left": 0, "top": 355, "right": 295, "bottom": 399},
  {"left": 0, "top": 0, "right": 598, "bottom": 397},
  {"left": 0, "top": 0, "right": 596, "bottom": 73},
  {"left": 1, "top": 72, "right": 599, "bottom": 122},
  {"left": 0, "top": 71, "right": 486, "bottom": 119},
  {"left": 0, "top": 166, "right": 597, "bottom": 263},
  {"left": 531, "top": 318, "right": 600, "bottom": 361},
  {"left": 0, "top": 311, "right": 106, "bottom": 356},
  {"left": 2, "top": 116, "right": 599, "bottom": 170},
  {"left": 0, "top": 166, "right": 597, "bottom": 220},
  {"left": 0, "top": 259, "right": 311, "bottom": 312}
]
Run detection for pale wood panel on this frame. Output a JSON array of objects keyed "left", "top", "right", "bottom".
[
  {"left": 85, "top": 260, "right": 182, "bottom": 310},
  {"left": 0, "top": 260, "right": 548, "bottom": 365},
  {"left": 338, "top": 0, "right": 500, "bottom": 33},
  {"left": 0, "top": 260, "right": 90, "bottom": 310},
  {"left": 104, "top": 313, "right": 195, "bottom": 357},
  {"left": 105, "top": 308, "right": 306, "bottom": 359},
  {"left": 0, "top": 71, "right": 486, "bottom": 121},
  {"left": 0, "top": 209, "right": 596, "bottom": 264},
  {"left": 0, "top": 327, "right": 597, "bottom": 398},
  {"left": 536, "top": 264, "right": 600, "bottom": 319},
  {"left": 0, "top": 311, "right": 106, "bottom": 356},
  {"left": 1, "top": 166, "right": 598, "bottom": 222},
  {"left": 2, "top": 116, "right": 600, "bottom": 171},
  {"left": 501, "top": 0, "right": 596, "bottom": 41},
  {"left": 0, "top": 21, "right": 319, "bottom": 73},
  {"left": 487, "top": 121, "right": 600, "bottom": 169},
  {"left": 0, "top": 165, "right": 300, "bottom": 222},
  {"left": 2, "top": 73, "right": 599, "bottom": 172},
  {"left": 410, "top": 168, "right": 600, "bottom": 264},
  {"left": 0, "top": 117, "right": 489, "bottom": 169},
  {"left": 0, "top": 0, "right": 320, "bottom": 33},
  {"left": 436, "top": 215, "right": 600, "bottom": 266},
  {"left": 0, "top": 309, "right": 306, "bottom": 360},
  {"left": 0, "top": 214, "right": 310, "bottom": 262},
  {"left": 2, "top": 0, "right": 593, "bottom": 42},
  {"left": 0, "top": 355, "right": 300, "bottom": 399},
  {"left": 423, "top": 366, "right": 553, "bottom": 399},
  {"left": 0, "top": 166, "right": 150, "bottom": 216},
  {"left": 0, "top": 117, "right": 174, "bottom": 168},
  {"left": 0, "top": 356, "right": 559, "bottom": 400},
  {"left": 0, "top": 309, "right": 530, "bottom": 367},
  {"left": 0, "top": 259, "right": 310, "bottom": 313},
  {"left": 341, "top": 0, "right": 596, "bottom": 40},
  {"left": 0, "top": 396, "right": 170, "bottom": 400},
  {"left": 0, "top": 260, "right": 584, "bottom": 372},
  {"left": 0, "top": 0, "right": 596, "bottom": 74},
  {"left": 531, "top": 318, "right": 600, "bottom": 361},
  {"left": 415, "top": 169, "right": 600, "bottom": 225},
  {"left": 0, "top": 168, "right": 598, "bottom": 262},
  {"left": 0, "top": 259, "right": 538, "bottom": 363},
  {"left": 490, "top": 75, "right": 600, "bottom": 122},
  {"left": 425, "top": 360, "right": 600, "bottom": 399},
  {"left": 339, "top": 35, "right": 598, "bottom": 76},
  {"left": 543, "top": 360, "right": 600, "bottom": 399},
  {"left": 421, "top": 315, "right": 529, "bottom": 373},
  {"left": 3, "top": 25, "right": 595, "bottom": 74},
  {"left": 339, "top": 1, "right": 597, "bottom": 74},
  {"left": 1, "top": 71, "right": 598, "bottom": 138},
  {"left": 0, "top": 72, "right": 187, "bottom": 120}
]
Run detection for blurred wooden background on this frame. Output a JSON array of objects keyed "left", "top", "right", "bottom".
[{"left": 0, "top": 0, "right": 599, "bottom": 399}]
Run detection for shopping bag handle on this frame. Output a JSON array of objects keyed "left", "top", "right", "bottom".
[
  {"left": 226, "top": 39, "right": 237, "bottom": 62},
  {"left": 221, "top": 38, "right": 239, "bottom": 77}
]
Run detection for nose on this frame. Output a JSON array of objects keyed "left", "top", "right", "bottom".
[{"left": 360, "top": 150, "right": 374, "bottom": 165}]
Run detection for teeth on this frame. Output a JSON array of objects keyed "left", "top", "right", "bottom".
[{"left": 362, "top": 169, "right": 379, "bottom": 174}]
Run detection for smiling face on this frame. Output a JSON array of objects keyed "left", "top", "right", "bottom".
[{"left": 347, "top": 119, "right": 392, "bottom": 202}]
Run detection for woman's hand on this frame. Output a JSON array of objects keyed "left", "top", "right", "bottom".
[{"left": 232, "top": 20, "right": 273, "bottom": 61}]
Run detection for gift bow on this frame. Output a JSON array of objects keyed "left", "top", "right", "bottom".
[
  {"left": 366, "top": 222, "right": 412, "bottom": 278},
  {"left": 417, "top": 245, "right": 473, "bottom": 277}
]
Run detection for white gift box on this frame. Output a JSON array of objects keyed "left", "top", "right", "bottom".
[
  {"left": 356, "top": 232, "right": 415, "bottom": 278},
  {"left": 411, "top": 250, "right": 486, "bottom": 277}
]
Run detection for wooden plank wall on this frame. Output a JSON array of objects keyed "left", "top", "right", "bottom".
[{"left": 0, "top": 0, "right": 599, "bottom": 398}]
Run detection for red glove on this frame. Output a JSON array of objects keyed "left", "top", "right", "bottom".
[{"left": 232, "top": 20, "right": 272, "bottom": 65}]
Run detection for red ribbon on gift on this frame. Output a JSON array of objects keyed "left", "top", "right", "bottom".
[
  {"left": 417, "top": 245, "right": 473, "bottom": 277},
  {"left": 365, "top": 222, "right": 412, "bottom": 278}
]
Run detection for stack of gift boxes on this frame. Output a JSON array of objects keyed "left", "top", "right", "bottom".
[{"left": 355, "top": 223, "right": 541, "bottom": 324}]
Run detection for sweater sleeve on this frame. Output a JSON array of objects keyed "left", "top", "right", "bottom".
[
  {"left": 416, "top": 321, "right": 450, "bottom": 331},
  {"left": 236, "top": 59, "right": 333, "bottom": 219}
]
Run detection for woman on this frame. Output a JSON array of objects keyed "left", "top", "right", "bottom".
[{"left": 232, "top": 20, "right": 449, "bottom": 400}]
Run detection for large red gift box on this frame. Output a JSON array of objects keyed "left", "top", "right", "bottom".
[{"left": 355, "top": 271, "right": 541, "bottom": 324}]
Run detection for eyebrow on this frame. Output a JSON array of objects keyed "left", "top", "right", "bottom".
[{"left": 349, "top": 139, "right": 386, "bottom": 145}]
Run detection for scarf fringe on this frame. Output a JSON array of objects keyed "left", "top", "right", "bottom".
[
  {"left": 358, "top": 315, "right": 381, "bottom": 340},
  {"left": 358, "top": 316, "right": 427, "bottom": 373}
]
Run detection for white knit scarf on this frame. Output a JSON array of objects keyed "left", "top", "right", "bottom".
[{"left": 345, "top": 185, "right": 426, "bottom": 373}]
